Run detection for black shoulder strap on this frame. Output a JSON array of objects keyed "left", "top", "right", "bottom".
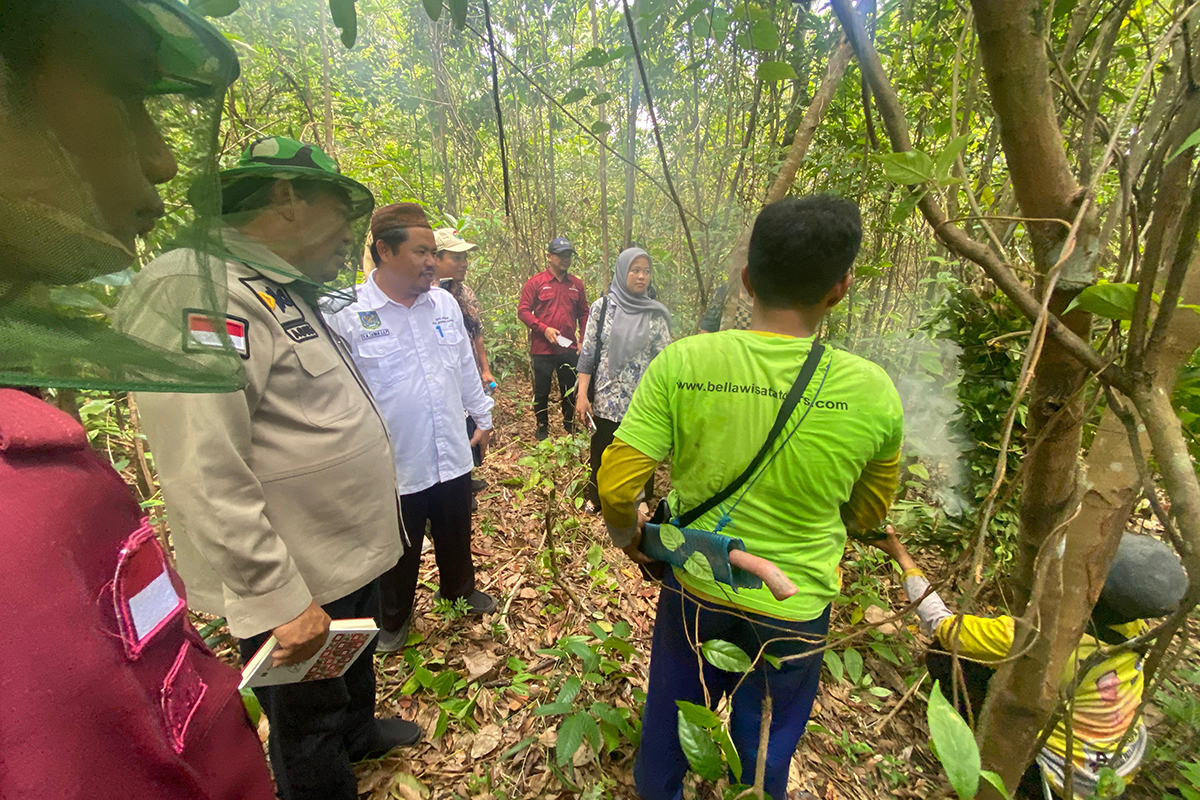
[
  {"left": 594, "top": 295, "right": 609, "bottom": 358},
  {"left": 676, "top": 342, "right": 826, "bottom": 528}
]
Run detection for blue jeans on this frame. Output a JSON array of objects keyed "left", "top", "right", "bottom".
[{"left": 634, "top": 570, "right": 830, "bottom": 800}]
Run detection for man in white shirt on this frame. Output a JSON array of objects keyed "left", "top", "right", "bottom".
[{"left": 326, "top": 203, "right": 498, "bottom": 653}]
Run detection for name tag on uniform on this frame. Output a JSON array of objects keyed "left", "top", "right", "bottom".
[{"left": 359, "top": 329, "right": 391, "bottom": 341}]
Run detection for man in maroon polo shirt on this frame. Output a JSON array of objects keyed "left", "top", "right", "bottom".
[{"left": 518, "top": 237, "right": 591, "bottom": 440}]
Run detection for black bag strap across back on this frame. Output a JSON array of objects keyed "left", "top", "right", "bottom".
[
  {"left": 593, "top": 295, "right": 610, "bottom": 359},
  {"left": 675, "top": 342, "right": 826, "bottom": 528}
]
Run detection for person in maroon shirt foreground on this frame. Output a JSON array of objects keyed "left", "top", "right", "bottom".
[
  {"left": 0, "top": 2, "right": 273, "bottom": 798},
  {"left": 517, "top": 237, "right": 591, "bottom": 440}
]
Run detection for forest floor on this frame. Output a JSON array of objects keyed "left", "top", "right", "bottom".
[
  {"left": 348, "top": 386, "right": 946, "bottom": 800},
  {"left": 214, "top": 386, "right": 1197, "bottom": 800}
]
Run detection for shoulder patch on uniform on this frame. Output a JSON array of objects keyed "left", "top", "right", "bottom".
[
  {"left": 283, "top": 320, "right": 319, "bottom": 343},
  {"left": 358, "top": 310, "right": 381, "bottom": 329},
  {"left": 239, "top": 276, "right": 306, "bottom": 326},
  {"left": 183, "top": 309, "right": 250, "bottom": 359}
]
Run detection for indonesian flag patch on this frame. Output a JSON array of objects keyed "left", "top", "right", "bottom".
[{"left": 183, "top": 309, "right": 250, "bottom": 359}]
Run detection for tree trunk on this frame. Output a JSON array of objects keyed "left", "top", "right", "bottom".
[
  {"left": 318, "top": 2, "right": 335, "bottom": 154},
  {"left": 429, "top": 18, "right": 457, "bottom": 215},
  {"left": 540, "top": 16, "right": 558, "bottom": 235},
  {"left": 718, "top": 37, "right": 854, "bottom": 331},
  {"left": 623, "top": 58, "right": 638, "bottom": 248},
  {"left": 970, "top": 0, "right": 1098, "bottom": 614},
  {"left": 588, "top": 0, "right": 611, "bottom": 286}
]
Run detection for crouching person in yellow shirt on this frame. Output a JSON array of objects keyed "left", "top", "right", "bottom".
[
  {"left": 873, "top": 527, "right": 1187, "bottom": 799},
  {"left": 598, "top": 196, "right": 905, "bottom": 800}
]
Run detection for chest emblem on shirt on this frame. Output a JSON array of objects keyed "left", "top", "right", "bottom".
[{"left": 358, "top": 310, "right": 382, "bottom": 330}]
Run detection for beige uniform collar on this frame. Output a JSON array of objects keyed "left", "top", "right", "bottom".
[{"left": 218, "top": 227, "right": 304, "bottom": 284}]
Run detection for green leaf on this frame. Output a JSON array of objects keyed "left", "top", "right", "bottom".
[
  {"left": 927, "top": 681, "right": 981, "bottom": 800},
  {"left": 565, "top": 639, "right": 601, "bottom": 672},
  {"left": 714, "top": 724, "right": 742, "bottom": 782},
  {"left": 935, "top": 134, "right": 972, "bottom": 183},
  {"left": 433, "top": 707, "right": 449, "bottom": 739},
  {"left": 701, "top": 639, "right": 753, "bottom": 673},
  {"left": 448, "top": 0, "right": 468, "bottom": 28},
  {"left": 573, "top": 47, "right": 609, "bottom": 71},
  {"left": 605, "top": 45, "right": 634, "bottom": 64},
  {"left": 239, "top": 687, "right": 261, "bottom": 726},
  {"left": 48, "top": 287, "right": 110, "bottom": 315},
  {"left": 190, "top": 0, "right": 241, "bottom": 17},
  {"left": 679, "top": 0, "right": 709, "bottom": 21},
  {"left": 891, "top": 188, "right": 926, "bottom": 225},
  {"left": 824, "top": 650, "right": 844, "bottom": 682},
  {"left": 556, "top": 675, "right": 583, "bottom": 705},
  {"left": 598, "top": 719, "right": 622, "bottom": 753},
  {"left": 678, "top": 709, "right": 725, "bottom": 781},
  {"left": 675, "top": 700, "right": 721, "bottom": 729},
  {"left": 737, "top": 19, "right": 779, "bottom": 51},
  {"left": 591, "top": 121, "right": 613, "bottom": 135},
  {"left": 1063, "top": 282, "right": 1137, "bottom": 320},
  {"left": 878, "top": 150, "right": 936, "bottom": 184},
  {"left": 727, "top": 2, "right": 767, "bottom": 21},
  {"left": 756, "top": 61, "right": 798, "bottom": 82},
  {"left": 763, "top": 653, "right": 782, "bottom": 669},
  {"left": 981, "top": 770, "right": 1012, "bottom": 799},
  {"left": 534, "top": 702, "right": 573, "bottom": 717},
  {"left": 870, "top": 643, "right": 900, "bottom": 666},
  {"left": 918, "top": 350, "right": 944, "bottom": 376},
  {"left": 563, "top": 87, "right": 588, "bottom": 104},
  {"left": 556, "top": 712, "right": 588, "bottom": 766},
  {"left": 843, "top": 648, "right": 863, "bottom": 684},
  {"left": 683, "top": 551, "right": 715, "bottom": 582},
  {"left": 421, "top": 0, "right": 441, "bottom": 21},
  {"left": 659, "top": 524, "right": 685, "bottom": 551},
  {"left": 908, "top": 463, "right": 930, "bottom": 481},
  {"left": 329, "top": 0, "right": 357, "bottom": 48},
  {"left": 590, "top": 92, "right": 614, "bottom": 105},
  {"left": 1167, "top": 127, "right": 1200, "bottom": 164}
]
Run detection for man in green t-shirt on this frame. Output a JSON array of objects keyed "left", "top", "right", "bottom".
[{"left": 598, "top": 195, "right": 903, "bottom": 800}]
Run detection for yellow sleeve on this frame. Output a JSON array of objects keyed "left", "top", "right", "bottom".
[
  {"left": 597, "top": 437, "right": 658, "bottom": 546},
  {"left": 935, "top": 614, "right": 1016, "bottom": 663},
  {"left": 840, "top": 448, "right": 901, "bottom": 531}
]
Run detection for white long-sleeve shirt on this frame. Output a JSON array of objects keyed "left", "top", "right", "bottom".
[{"left": 326, "top": 275, "right": 493, "bottom": 495}]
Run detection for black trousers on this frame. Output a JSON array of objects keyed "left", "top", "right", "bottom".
[
  {"left": 380, "top": 472, "right": 475, "bottom": 631},
  {"left": 466, "top": 416, "right": 483, "bottom": 467},
  {"left": 532, "top": 352, "right": 578, "bottom": 431},
  {"left": 587, "top": 415, "right": 654, "bottom": 509},
  {"left": 238, "top": 580, "right": 380, "bottom": 800}
]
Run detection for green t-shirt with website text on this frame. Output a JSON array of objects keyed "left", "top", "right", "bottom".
[{"left": 617, "top": 330, "right": 904, "bottom": 621}]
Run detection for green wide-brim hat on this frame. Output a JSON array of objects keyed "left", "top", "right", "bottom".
[
  {"left": 215, "top": 136, "right": 375, "bottom": 219},
  {"left": 127, "top": 0, "right": 240, "bottom": 95}
]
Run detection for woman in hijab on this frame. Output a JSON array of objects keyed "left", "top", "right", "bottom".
[{"left": 576, "top": 247, "right": 672, "bottom": 512}]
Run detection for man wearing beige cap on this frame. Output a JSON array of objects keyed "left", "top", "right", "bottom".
[
  {"left": 327, "top": 204, "right": 499, "bottom": 654},
  {"left": 435, "top": 227, "right": 493, "bottom": 504},
  {"left": 434, "top": 228, "right": 495, "bottom": 392}
]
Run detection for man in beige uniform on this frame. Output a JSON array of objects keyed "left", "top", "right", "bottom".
[{"left": 119, "top": 137, "right": 418, "bottom": 800}]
